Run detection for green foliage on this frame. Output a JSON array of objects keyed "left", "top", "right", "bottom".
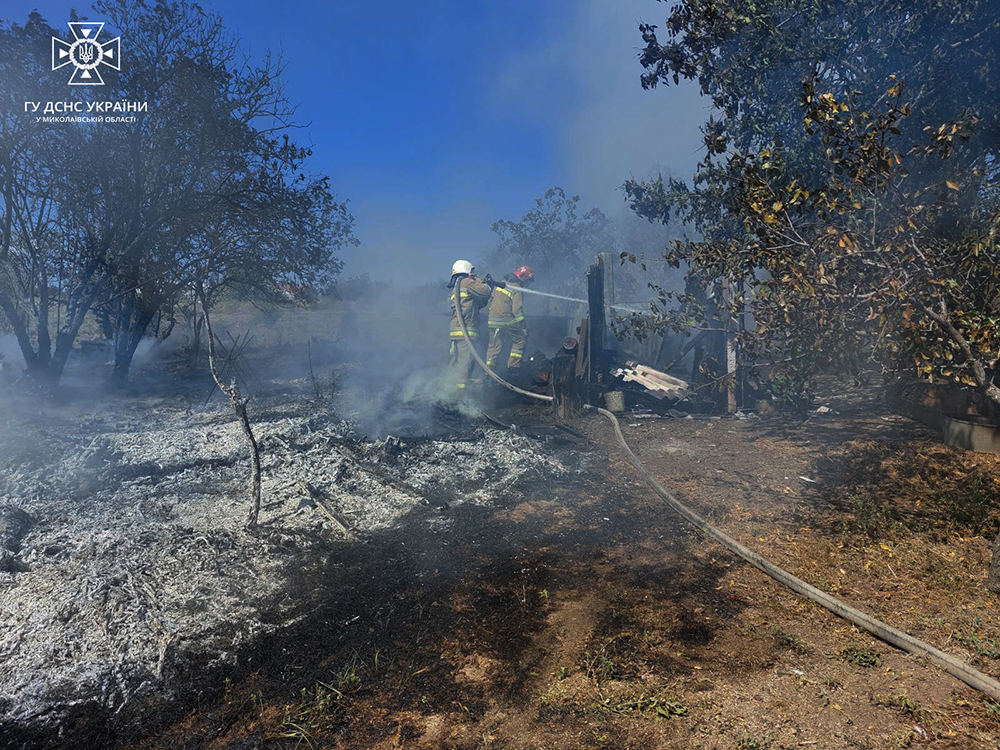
[
  {"left": 0, "top": 2, "right": 357, "bottom": 386},
  {"left": 491, "top": 187, "right": 614, "bottom": 292},
  {"left": 954, "top": 629, "right": 1000, "bottom": 659},
  {"left": 771, "top": 624, "right": 809, "bottom": 654},
  {"left": 842, "top": 491, "right": 901, "bottom": 540},
  {"left": 735, "top": 729, "right": 772, "bottom": 750},
  {"left": 952, "top": 615, "right": 1000, "bottom": 659},
  {"left": 625, "top": 1, "right": 1000, "bottom": 405},
  {"left": 276, "top": 649, "right": 390, "bottom": 744},
  {"left": 943, "top": 474, "right": 997, "bottom": 536},
  {"left": 768, "top": 351, "right": 815, "bottom": 414},
  {"left": 598, "top": 694, "right": 688, "bottom": 720},
  {"left": 892, "top": 691, "right": 921, "bottom": 716},
  {"left": 840, "top": 644, "right": 881, "bottom": 668}
]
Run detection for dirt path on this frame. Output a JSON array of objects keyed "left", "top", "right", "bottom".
[{"left": 115, "top": 386, "right": 1000, "bottom": 750}]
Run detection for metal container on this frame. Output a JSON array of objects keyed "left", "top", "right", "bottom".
[{"left": 604, "top": 390, "right": 625, "bottom": 413}]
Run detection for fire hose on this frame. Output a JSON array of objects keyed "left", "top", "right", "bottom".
[{"left": 453, "top": 276, "right": 1000, "bottom": 702}]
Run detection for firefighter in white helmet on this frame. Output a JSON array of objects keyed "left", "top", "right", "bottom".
[{"left": 447, "top": 259, "right": 496, "bottom": 392}]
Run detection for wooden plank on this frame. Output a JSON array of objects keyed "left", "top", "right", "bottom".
[
  {"left": 615, "top": 360, "right": 692, "bottom": 400},
  {"left": 632, "top": 364, "right": 690, "bottom": 390},
  {"left": 618, "top": 373, "right": 688, "bottom": 399}
]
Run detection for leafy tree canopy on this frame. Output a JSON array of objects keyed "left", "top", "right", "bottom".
[
  {"left": 491, "top": 187, "right": 614, "bottom": 292},
  {"left": 625, "top": 0, "right": 1000, "bottom": 406}
]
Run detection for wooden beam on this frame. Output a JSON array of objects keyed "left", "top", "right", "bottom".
[
  {"left": 587, "top": 258, "right": 606, "bottom": 384},
  {"left": 552, "top": 346, "right": 582, "bottom": 420}
]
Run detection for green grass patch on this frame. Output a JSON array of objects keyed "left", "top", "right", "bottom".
[
  {"left": 839, "top": 644, "right": 881, "bottom": 668},
  {"left": 955, "top": 630, "right": 1000, "bottom": 659},
  {"left": 771, "top": 625, "right": 810, "bottom": 654},
  {"left": 597, "top": 694, "right": 688, "bottom": 721},
  {"left": 735, "top": 729, "right": 772, "bottom": 749}
]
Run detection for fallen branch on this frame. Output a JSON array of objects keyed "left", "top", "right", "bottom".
[{"left": 305, "top": 482, "right": 356, "bottom": 539}]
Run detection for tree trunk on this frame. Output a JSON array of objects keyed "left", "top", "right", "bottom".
[
  {"left": 22, "top": 359, "right": 60, "bottom": 393},
  {"left": 192, "top": 311, "right": 204, "bottom": 355},
  {"left": 96, "top": 307, "right": 114, "bottom": 340},
  {"left": 0, "top": 290, "right": 38, "bottom": 364},
  {"left": 190, "top": 290, "right": 205, "bottom": 357},
  {"left": 156, "top": 317, "right": 176, "bottom": 344},
  {"left": 108, "top": 289, "right": 161, "bottom": 386},
  {"left": 922, "top": 299, "right": 1000, "bottom": 412},
  {"left": 0, "top": 285, "right": 88, "bottom": 388},
  {"left": 111, "top": 308, "right": 156, "bottom": 386}
]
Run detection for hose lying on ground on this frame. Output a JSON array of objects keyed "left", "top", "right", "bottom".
[{"left": 452, "top": 277, "right": 1000, "bottom": 701}]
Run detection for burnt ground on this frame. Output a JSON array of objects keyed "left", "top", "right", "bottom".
[
  {"left": 5, "top": 357, "right": 1000, "bottom": 749},
  {"left": 116, "top": 382, "right": 1000, "bottom": 750},
  {"left": 0, "top": 345, "right": 566, "bottom": 749}
]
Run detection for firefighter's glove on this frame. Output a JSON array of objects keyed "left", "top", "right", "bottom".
[{"left": 484, "top": 274, "right": 506, "bottom": 290}]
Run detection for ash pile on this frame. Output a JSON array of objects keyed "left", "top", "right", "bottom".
[{"left": 0, "top": 390, "right": 565, "bottom": 742}]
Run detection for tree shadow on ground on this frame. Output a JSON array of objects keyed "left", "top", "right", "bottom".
[
  {"left": 802, "top": 435, "right": 1000, "bottom": 544},
  {"left": 741, "top": 378, "right": 1000, "bottom": 547}
]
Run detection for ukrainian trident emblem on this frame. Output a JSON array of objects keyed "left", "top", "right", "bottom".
[{"left": 52, "top": 22, "right": 121, "bottom": 86}]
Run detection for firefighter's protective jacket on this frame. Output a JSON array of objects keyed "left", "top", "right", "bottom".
[
  {"left": 487, "top": 278, "right": 524, "bottom": 329},
  {"left": 449, "top": 276, "right": 492, "bottom": 340}
]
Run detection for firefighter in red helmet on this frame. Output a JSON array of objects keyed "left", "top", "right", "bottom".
[{"left": 486, "top": 266, "right": 534, "bottom": 372}]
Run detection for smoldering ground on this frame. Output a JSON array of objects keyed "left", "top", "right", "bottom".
[
  {"left": 0, "top": 283, "right": 581, "bottom": 748},
  {"left": 324, "top": 284, "right": 485, "bottom": 437}
]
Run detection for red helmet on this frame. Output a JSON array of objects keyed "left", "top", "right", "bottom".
[{"left": 513, "top": 265, "right": 535, "bottom": 284}]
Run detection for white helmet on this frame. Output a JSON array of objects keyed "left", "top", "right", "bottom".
[{"left": 451, "top": 259, "right": 474, "bottom": 276}]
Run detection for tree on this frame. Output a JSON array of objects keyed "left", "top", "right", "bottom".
[
  {"left": 0, "top": 14, "right": 108, "bottom": 387},
  {"left": 624, "top": 0, "right": 1000, "bottom": 407},
  {"left": 201, "top": 288, "right": 262, "bottom": 529},
  {"left": 491, "top": 187, "right": 614, "bottom": 292},
  {"left": 730, "top": 83, "right": 1000, "bottom": 402},
  {"left": 0, "top": 3, "right": 357, "bottom": 388},
  {"left": 88, "top": 0, "right": 356, "bottom": 385},
  {"left": 187, "top": 175, "right": 355, "bottom": 320}
]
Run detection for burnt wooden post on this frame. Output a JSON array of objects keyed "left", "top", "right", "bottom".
[
  {"left": 552, "top": 338, "right": 581, "bottom": 420},
  {"left": 599, "top": 251, "right": 615, "bottom": 310},
  {"left": 586, "top": 257, "right": 606, "bottom": 386},
  {"left": 575, "top": 318, "right": 590, "bottom": 379}
]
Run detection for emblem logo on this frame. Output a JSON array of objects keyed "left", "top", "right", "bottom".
[{"left": 52, "top": 22, "right": 121, "bottom": 86}]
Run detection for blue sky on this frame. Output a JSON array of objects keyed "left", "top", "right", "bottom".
[{"left": 17, "top": 0, "right": 706, "bottom": 282}]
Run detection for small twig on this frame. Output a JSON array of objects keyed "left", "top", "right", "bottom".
[
  {"left": 203, "top": 339, "right": 238, "bottom": 405},
  {"left": 307, "top": 339, "right": 322, "bottom": 400},
  {"left": 201, "top": 293, "right": 263, "bottom": 529}
]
